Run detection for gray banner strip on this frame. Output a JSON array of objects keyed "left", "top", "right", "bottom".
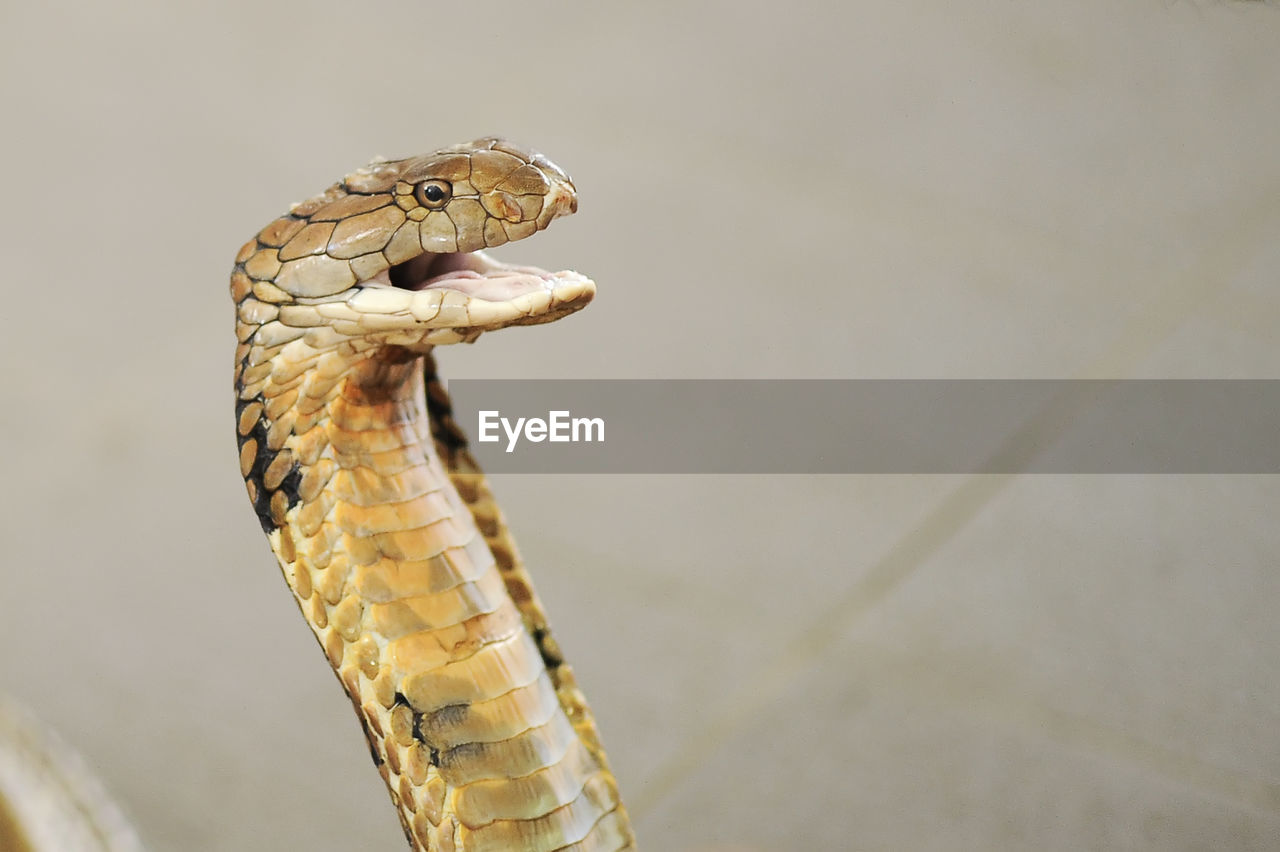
[{"left": 444, "top": 380, "right": 1280, "bottom": 474}]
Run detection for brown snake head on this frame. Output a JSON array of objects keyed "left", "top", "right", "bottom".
[{"left": 231, "top": 136, "right": 594, "bottom": 351}]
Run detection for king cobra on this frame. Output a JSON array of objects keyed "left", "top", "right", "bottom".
[{"left": 231, "top": 139, "right": 634, "bottom": 851}]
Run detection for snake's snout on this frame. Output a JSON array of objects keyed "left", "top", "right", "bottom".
[
  {"left": 539, "top": 178, "right": 578, "bottom": 229},
  {"left": 558, "top": 183, "right": 579, "bottom": 216}
]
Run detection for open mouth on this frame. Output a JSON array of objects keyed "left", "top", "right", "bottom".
[
  {"left": 351, "top": 248, "right": 596, "bottom": 334},
  {"left": 384, "top": 249, "right": 564, "bottom": 302}
]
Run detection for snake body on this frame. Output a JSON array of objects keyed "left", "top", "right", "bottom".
[{"left": 231, "top": 139, "right": 634, "bottom": 851}]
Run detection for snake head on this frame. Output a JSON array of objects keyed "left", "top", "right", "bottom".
[{"left": 231, "top": 137, "right": 594, "bottom": 350}]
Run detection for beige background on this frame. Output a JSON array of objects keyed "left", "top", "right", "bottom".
[{"left": 3, "top": 1, "right": 1280, "bottom": 849}]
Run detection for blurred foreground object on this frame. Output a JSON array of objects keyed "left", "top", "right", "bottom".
[{"left": 0, "top": 700, "right": 144, "bottom": 852}]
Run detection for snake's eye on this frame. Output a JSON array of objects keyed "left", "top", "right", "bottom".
[{"left": 414, "top": 179, "right": 452, "bottom": 208}]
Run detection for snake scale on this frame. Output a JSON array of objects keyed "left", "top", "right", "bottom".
[{"left": 231, "top": 138, "right": 635, "bottom": 851}]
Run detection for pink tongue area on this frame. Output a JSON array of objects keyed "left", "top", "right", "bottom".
[
  {"left": 386, "top": 250, "right": 557, "bottom": 301},
  {"left": 418, "top": 267, "right": 554, "bottom": 301}
]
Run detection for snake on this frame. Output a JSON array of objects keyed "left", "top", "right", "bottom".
[{"left": 230, "top": 138, "right": 635, "bottom": 852}]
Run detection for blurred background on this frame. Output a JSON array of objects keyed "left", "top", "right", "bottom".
[{"left": 2, "top": 1, "right": 1279, "bottom": 849}]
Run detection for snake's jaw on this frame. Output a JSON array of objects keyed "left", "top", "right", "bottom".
[{"left": 346, "top": 254, "right": 596, "bottom": 347}]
